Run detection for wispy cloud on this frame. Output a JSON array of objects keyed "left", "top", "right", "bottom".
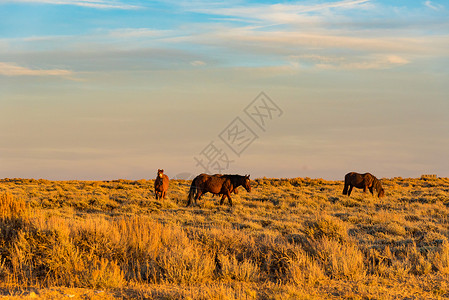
[
  {"left": 234, "top": 64, "right": 299, "bottom": 77},
  {"left": 188, "top": 0, "right": 372, "bottom": 24},
  {"left": 188, "top": 27, "right": 443, "bottom": 58},
  {"left": 108, "top": 28, "right": 169, "bottom": 39},
  {"left": 0, "top": 62, "right": 73, "bottom": 77},
  {"left": 190, "top": 60, "right": 206, "bottom": 66},
  {"left": 424, "top": 1, "right": 444, "bottom": 11},
  {"left": 1, "top": 0, "right": 446, "bottom": 75},
  {"left": 0, "top": 0, "right": 140, "bottom": 9},
  {"left": 314, "top": 54, "right": 409, "bottom": 70}
]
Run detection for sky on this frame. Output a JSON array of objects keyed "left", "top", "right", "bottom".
[{"left": 1, "top": 0, "right": 448, "bottom": 180}]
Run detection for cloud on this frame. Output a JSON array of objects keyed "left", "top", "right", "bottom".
[
  {"left": 190, "top": 27, "right": 438, "bottom": 57},
  {"left": 187, "top": 0, "right": 371, "bottom": 24},
  {"left": 108, "top": 28, "right": 169, "bottom": 38},
  {"left": 424, "top": 1, "right": 444, "bottom": 11},
  {"left": 1, "top": 0, "right": 446, "bottom": 76},
  {"left": 0, "top": 0, "right": 140, "bottom": 9},
  {"left": 190, "top": 60, "right": 206, "bottom": 66},
  {"left": 0, "top": 62, "right": 73, "bottom": 77},
  {"left": 314, "top": 54, "right": 410, "bottom": 70},
  {"left": 385, "top": 55, "right": 409, "bottom": 65},
  {"left": 233, "top": 64, "right": 300, "bottom": 77}
]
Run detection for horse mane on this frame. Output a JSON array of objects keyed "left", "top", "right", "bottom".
[
  {"left": 221, "top": 174, "right": 242, "bottom": 185},
  {"left": 220, "top": 174, "right": 243, "bottom": 179}
]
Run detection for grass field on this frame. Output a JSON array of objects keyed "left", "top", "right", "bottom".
[{"left": 0, "top": 176, "right": 448, "bottom": 299}]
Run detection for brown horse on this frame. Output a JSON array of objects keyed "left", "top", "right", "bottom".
[
  {"left": 342, "top": 172, "right": 385, "bottom": 198},
  {"left": 187, "top": 173, "right": 251, "bottom": 207},
  {"left": 212, "top": 174, "right": 238, "bottom": 196},
  {"left": 154, "top": 169, "right": 169, "bottom": 200}
]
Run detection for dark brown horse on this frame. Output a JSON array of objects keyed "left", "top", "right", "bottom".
[
  {"left": 187, "top": 173, "right": 251, "bottom": 207},
  {"left": 342, "top": 172, "right": 385, "bottom": 198},
  {"left": 154, "top": 169, "right": 169, "bottom": 200},
  {"left": 212, "top": 174, "right": 238, "bottom": 196}
]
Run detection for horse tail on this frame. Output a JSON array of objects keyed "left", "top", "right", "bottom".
[{"left": 187, "top": 177, "right": 197, "bottom": 206}]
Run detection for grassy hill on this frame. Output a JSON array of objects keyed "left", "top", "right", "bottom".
[{"left": 0, "top": 176, "right": 448, "bottom": 299}]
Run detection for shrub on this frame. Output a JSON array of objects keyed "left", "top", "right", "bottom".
[
  {"left": 430, "top": 240, "right": 449, "bottom": 274},
  {"left": 155, "top": 243, "right": 214, "bottom": 284},
  {"left": 304, "top": 215, "right": 348, "bottom": 243},
  {"left": 0, "top": 193, "right": 29, "bottom": 220},
  {"left": 313, "top": 238, "right": 365, "bottom": 280},
  {"left": 406, "top": 243, "right": 432, "bottom": 275},
  {"left": 287, "top": 249, "right": 325, "bottom": 287},
  {"left": 219, "top": 254, "right": 260, "bottom": 282}
]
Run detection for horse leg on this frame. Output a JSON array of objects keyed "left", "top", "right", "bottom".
[
  {"left": 162, "top": 191, "right": 166, "bottom": 199},
  {"left": 348, "top": 185, "right": 353, "bottom": 196},
  {"left": 222, "top": 191, "right": 232, "bottom": 206},
  {"left": 227, "top": 193, "right": 233, "bottom": 207},
  {"left": 195, "top": 191, "right": 203, "bottom": 206},
  {"left": 369, "top": 186, "right": 374, "bottom": 195},
  {"left": 363, "top": 185, "right": 367, "bottom": 193},
  {"left": 342, "top": 183, "right": 349, "bottom": 195}
]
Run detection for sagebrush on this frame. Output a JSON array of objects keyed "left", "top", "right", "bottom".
[{"left": 0, "top": 176, "right": 448, "bottom": 299}]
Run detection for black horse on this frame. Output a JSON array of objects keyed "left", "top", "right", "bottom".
[
  {"left": 342, "top": 172, "right": 385, "bottom": 198},
  {"left": 187, "top": 174, "right": 251, "bottom": 207}
]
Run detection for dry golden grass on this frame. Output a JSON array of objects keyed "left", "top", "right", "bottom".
[{"left": 0, "top": 176, "right": 448, "bottom": 299}]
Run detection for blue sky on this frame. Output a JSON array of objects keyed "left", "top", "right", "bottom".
[{"left": 1, "top": 0, "right": 448, "bottom": 180}]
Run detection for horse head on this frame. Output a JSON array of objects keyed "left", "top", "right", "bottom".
[
  {"left": 243, "top": 175, "right": 251, "bottom": 192},
  {"left": 378, "top": 187, "right": 385, "bottom": 198},
  {"left": 157, "top": 169, "right": 164, "bottom": 178},
  {"left": 374, "top": 178, "right": 385, "bottom": 198}
]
